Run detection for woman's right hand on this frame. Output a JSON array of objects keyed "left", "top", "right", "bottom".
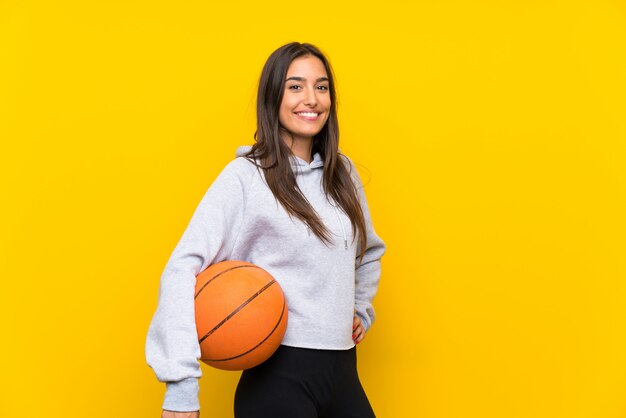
[{"left": 162, "top": 410, "right": 199, "bottom": 418}]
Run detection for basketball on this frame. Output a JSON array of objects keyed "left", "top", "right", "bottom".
[{"left": 194, "top": 260, "right": 288, "bottom": 371}]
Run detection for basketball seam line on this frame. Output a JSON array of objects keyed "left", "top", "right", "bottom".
[
  {"left": 202, "top": 297, "right": 286, "bottom": 363},
  {"left": 194, "top": 264, "right": 263, "bottom": 299},
  {"left": 198, "top": 279, "right": 276, "bottom": 344}
]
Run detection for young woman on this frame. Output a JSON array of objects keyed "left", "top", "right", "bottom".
[{"left": 146, "top": 42, "right": 386, "bottom": 418}]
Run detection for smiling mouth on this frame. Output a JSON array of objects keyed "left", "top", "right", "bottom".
[{"left": 294, "top": 111, "right": 321, "bottom": 120}]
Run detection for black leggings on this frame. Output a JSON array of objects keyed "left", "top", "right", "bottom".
[{"left": 234, "top": 345, "right": 376, "bottom": 418}]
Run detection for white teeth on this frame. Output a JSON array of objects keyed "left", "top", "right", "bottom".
[{"left": 296, "top": 112, "right": 319, "bottom": 117}]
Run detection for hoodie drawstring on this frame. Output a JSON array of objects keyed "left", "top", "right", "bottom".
[{"left": 333, "top": 204, "right": 348, "bottom": 250}]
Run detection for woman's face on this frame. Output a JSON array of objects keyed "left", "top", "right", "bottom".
[{"left": 278, "top": 55, "right": 331, "bottom": 144}]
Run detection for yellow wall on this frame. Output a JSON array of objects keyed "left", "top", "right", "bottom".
[{"left": 1, "top": 1, "right": 625, "bottom": 417}]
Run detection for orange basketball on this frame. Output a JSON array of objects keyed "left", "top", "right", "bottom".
[{"left": 194, "top": 260, "right": 288, "bottom": 371}]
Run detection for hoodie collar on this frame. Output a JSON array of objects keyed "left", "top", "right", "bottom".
[
  {"left": 291, "top": 152, "right": 324, "bottom": 170},
  {"left": 236, "top": 145, "right": 324, "bottom": 171}
]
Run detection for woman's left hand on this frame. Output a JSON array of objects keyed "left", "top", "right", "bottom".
[{"left": 352, "top": 315, "right": 366, "bottom": 344}]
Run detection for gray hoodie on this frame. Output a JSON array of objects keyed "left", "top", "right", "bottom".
[{"left": 145, "top": 146, "right": 386, "bottom": 411}]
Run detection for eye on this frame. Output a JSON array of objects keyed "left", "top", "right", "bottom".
[
  {"left": 317, "top": 85, "right": 329, "bottom": 91},
  {"left": 288, "top": 85, "right": 302, "bottom": 90}
]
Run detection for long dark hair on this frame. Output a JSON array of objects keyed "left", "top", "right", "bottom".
[{"left": 243, "top": 42, "right": 367, "bottom": 260}]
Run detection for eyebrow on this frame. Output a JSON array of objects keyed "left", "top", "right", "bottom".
[{"left": 285, "top": 76, "right": 329, "bottom": 82}]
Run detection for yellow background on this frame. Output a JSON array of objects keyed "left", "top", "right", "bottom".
[{"left": 1, "top": 1, "right": 625, "bottom": 417}]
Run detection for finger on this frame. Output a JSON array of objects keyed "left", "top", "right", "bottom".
[
  {"left": 352, "top": 323, "right": 364, "bottom": 341},
  {"left": 353, "top": 315, "right": 361, "bottom": 331},
  {"left": 353, "top": 325, "right": 365, "bottom": 344}
]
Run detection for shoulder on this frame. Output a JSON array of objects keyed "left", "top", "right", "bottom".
[
  {"left": 203, "top": 157, "right": 259, "bottom": 196},
  {"left": 219, "top": 156, "right": 259, "bottom": 179},
  {"left": 338, "top": 153, "right": 363, "bottom": 187},
  {"left": 338, "top": 152, "right": 355, "bottom": 171}
]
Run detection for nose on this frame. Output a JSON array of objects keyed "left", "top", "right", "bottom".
[{"left": 303, "top": 86, "right": 317, "bottom": 107}]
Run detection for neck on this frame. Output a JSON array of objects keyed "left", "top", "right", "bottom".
[{"left": 282, "top": 134, "right": 313, "bottom": 163}]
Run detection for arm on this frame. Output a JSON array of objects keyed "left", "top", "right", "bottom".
[
  {"left": 346, "top": 157, "right": 386, "bottom": 333},
  {"left": 145, "top": 160, "right": 247, "bottom": 412}
]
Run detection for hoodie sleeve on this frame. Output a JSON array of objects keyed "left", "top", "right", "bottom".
[
  {"left": 346, "top": 157, "right": 387, "bottom": 332},
  {"left": 145, "top": 159, "right": 247, "bottom": 412}
]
